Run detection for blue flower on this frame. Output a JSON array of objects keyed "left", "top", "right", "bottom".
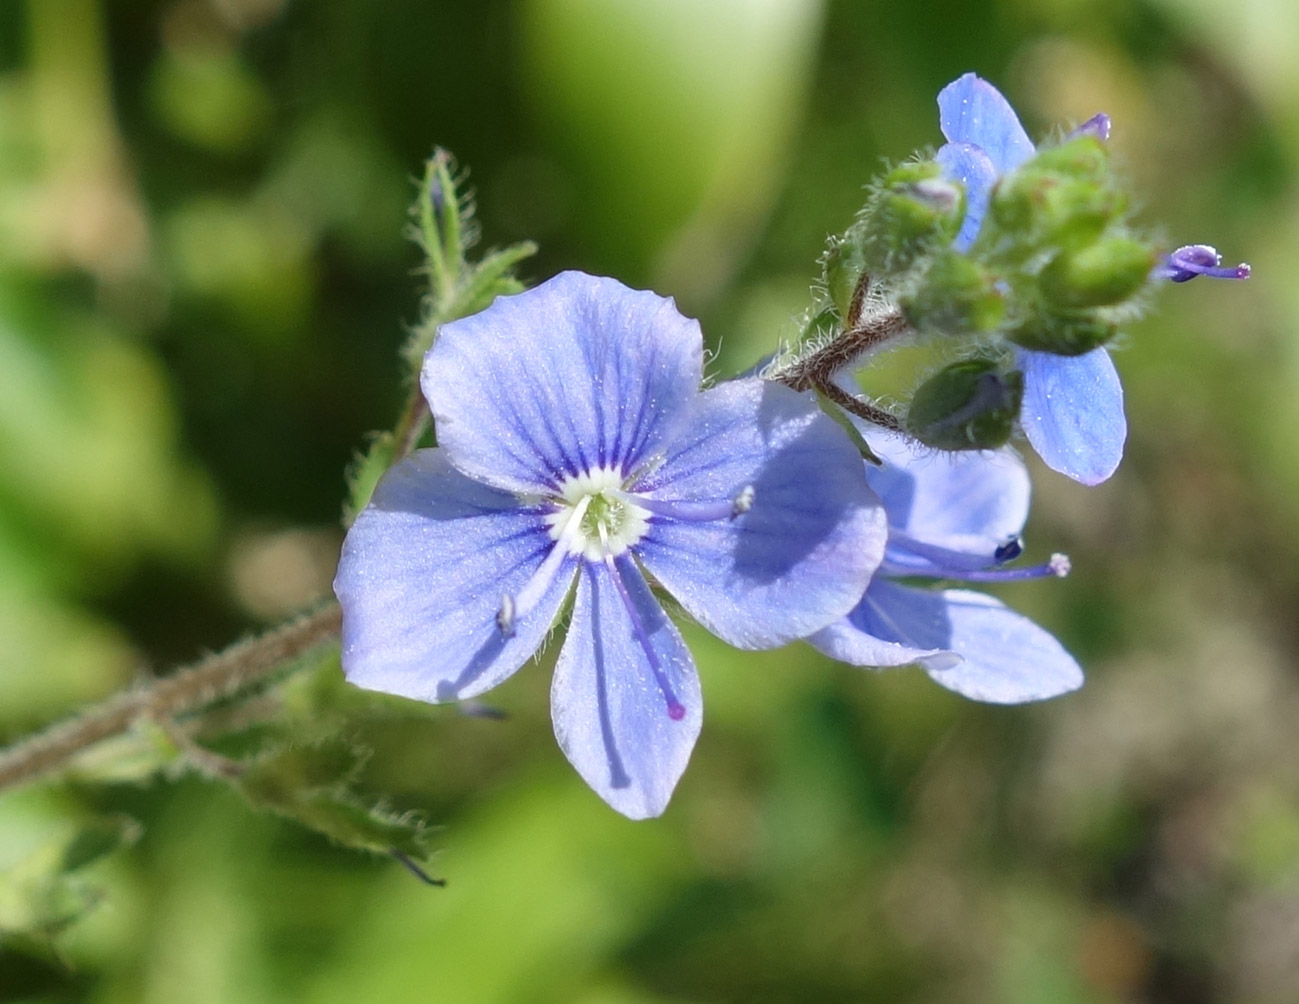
[
  {"left": 808, "top": 432, "right": 1083, "bottom": 704},
  {"left": 334, "top": 271, "right": 887, "bottom": 818},
  {"left": 933, "top": 73, "right": 1246, "bottom": 485}
]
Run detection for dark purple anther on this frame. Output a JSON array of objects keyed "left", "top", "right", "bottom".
[
  {"left": 994, "top": 537, "right": 1023, "bottom": 563},
  {"left": 1158, "top": 244, "right": 1251, "bottom": 283},
  {"left": 1068, "top": 113, "right": 1112, "bottom": 143}
]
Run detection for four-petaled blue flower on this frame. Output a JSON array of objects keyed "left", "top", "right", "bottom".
[
  {"left": 808, "top": 432, "right": 1083, "bottom": 703},
  {"left": 334, "top": 271, "right": 887, "bottom": 819},
  {"left": 933, "top": 72, "right": 1247, "bottom": 486}
]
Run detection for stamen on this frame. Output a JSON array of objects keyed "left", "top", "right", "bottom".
[
  {"left": 626, "top": 493, "right": 738, "bottom": 523},
  {"left": 887, "top": 531, "right": 1008, "bottom": 573},
  {"left": 731, "top": 485, "right": 755, "bottom": 517},
  {"left": 495, "top": 527, "right": 578, "bottom": 637},
  {"left": 884, "top": 551, "right": 1070, "bottom": 583},
  {"left": 1157, "top": 244, "right": 1251, "bottom": 283},
  {"left": 600, "top": 548, "right": 686, "bottom": 721}
]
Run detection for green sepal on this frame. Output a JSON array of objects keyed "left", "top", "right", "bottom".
[
  {"left": 906, "top": 358, "right": 1024, "bottom": 451},
  {"left": 343, "top": 432, "right": 395, "bottom": 526},
  {"left": 813, "top": 387, "right": 882, "bottom": 465},
  {"left": 821, "top": 236, "right": 868, "bottom": 320},
  {"left": 1006, "top": 312, "right": 1117, "bottom": 357},
  {"left": 1038, "top": 236, "right": 1154, "bottom": 310}
]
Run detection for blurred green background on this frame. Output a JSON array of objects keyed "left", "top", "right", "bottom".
[{"left": 1, "top": 0, "right": 1295, "bottom": 1001}]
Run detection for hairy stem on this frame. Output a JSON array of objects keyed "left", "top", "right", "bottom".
[{"left": 0, "top": 603, "right": 342, "bottom": 796}]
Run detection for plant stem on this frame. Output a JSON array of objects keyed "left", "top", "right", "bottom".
[{"left": 0, "top": 603, "right": 342, "bottom": 796}]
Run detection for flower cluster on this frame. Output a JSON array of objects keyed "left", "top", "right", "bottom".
[{"left": 335, "top": 75, "right": 1248, "bottom": 818}]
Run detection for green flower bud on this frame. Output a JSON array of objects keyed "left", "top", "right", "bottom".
[
  {"left": 902, "top": 250, "right": 1005, "bottom": 335},
  {"left": 1038, "top": 237, "right": 1155, "bottom": 309},
  {"left": 990, "top": 137, "right": 1125, "bottom": 251},
  {"left": 1007, "top": 312, "right": 1116, "bottom": 357},
  {"left": 858, "top": 161, "right": 966, "bottom": 271},
  {"left": 906, "top": 358, "right": 1024, "bottom": 451}
]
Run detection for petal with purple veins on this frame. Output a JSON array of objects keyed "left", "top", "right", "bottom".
[
  {"left": 335, "top": 448, "right": 575, "bottom": 703},
  {"left": 634, "top": 380, "right": 887, "bottom": 649},
  {"left": 425, "top": 271, "right": 704, "bottom": 494},
  {"left": 1017, "top": 346, "right": 1126, "bottom": 485},
  {"left": 551, "top": 559, "right": 702, "bottom": 820}
]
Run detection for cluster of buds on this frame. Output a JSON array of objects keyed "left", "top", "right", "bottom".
[{"left": 767, "top": 76, "right": 1247, "bottom": 466}]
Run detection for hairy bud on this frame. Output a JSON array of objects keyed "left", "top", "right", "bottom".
[{"left": 906, "top": 358, "right": 1024, "bottom": 450}]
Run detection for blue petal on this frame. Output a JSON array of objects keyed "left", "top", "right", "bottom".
[
  {"left": 806, "top": 582, "right": 1082, "bottom": 704},
  {"left": 551, "top": 559, "right": 702, "bottom": 820},
  {"left": 634, "top": 380, "right": 887, "bottom": 648},
  {"left": 936, "top": 141, "right": 998, "bottom": 251},
  {"left": 937, "top": 72, "right": 1036, "bottom": 174},
  {"left": 334, "top": 449, "right": 575, "bottom": 702},
  {"left": 862, "top": 430, "right": 1030, "bottom": 552},
  {"left": 805, "top": 579, "right": 960, "bottom": 669},
  {"left": 923, "top": 589, "right": 1084, "bottom": 703},
  {"left": 424, "top": 271, "right": 704, "bottom": 494},
  {"left": 1018, "top": 347, "right": 1126, "bottom": 485}
]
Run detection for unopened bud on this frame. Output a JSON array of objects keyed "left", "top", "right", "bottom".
[
  {"left": 902, "top": 250, "right": 1005, "bottom": 335},
  {"left": 860, "top": 161, "right": 966, "bottom": 271},
  {"left": 1038, "top": 237, "right": 1155, "bottom": 309},
  {"left": 991, "top": 137, "right": 1124, "bottom": 251},
  {"left": 906, "top": 359, "right": 1024, "bottom": 451}
]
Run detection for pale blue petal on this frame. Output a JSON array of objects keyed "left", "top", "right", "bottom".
[
  {"left": 805, "top": 580, "right": 959, "bottom": 670},
  {"left": 634, "top": 380, "right": 887, "bottom": 648},
  {"left": 924, "top": 589, "right": 1084, "bottom": 703},
  {"left": 424, "top": 271, "right": 704, "bottom": 494},
  {"left": 861, "top": 429, "right": 1030, "bottom": 551},
  {"left": 551, "top": 560, "right": 702, "bottom": 820},
  {"left": 937, "top": 72, "right": 1036, "bottom": 173},
  {"left": 334, "top": 449, "right": 575, "bottom": 703},
  {"left": 806, "top": 582, "right": 1082, "bottom": 704},
  {"left": 936, "top": 141, "right": 998, "bottom": 251},
  {"left": 1018, "top": 347, "right": 1126, "bottom": 485}
]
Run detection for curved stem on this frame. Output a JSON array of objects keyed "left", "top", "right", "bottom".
[{"left": 0, "top": 603, "right": 342, "bottom": 796}]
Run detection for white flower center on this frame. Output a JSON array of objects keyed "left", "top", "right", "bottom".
[{"left": 546, "top": 465, "right": 651, "bottom": 562}]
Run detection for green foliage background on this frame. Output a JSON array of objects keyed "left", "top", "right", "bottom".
[{"left": 1, "top": 0, "right": 1296, "bottom": 1001}]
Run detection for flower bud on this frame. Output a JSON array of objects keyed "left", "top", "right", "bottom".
[
  {"left": 1038, "top": 237, "right": 1154, "bottom": 309},
  {"left": 859, "top": 161, "right": 966, "bottom": 271},
  {"left": 906, "top": 359, "right": 1024, "bottom": 451},
  {"left": 990, "top": 137, "right": 1125, "bottom": 251},
  {"left": 902, "top": 250, "right": 1005, "bottom": 335}
]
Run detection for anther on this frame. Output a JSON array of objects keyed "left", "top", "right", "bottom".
[
  {"left": 496, "top": 594, "right": 516, "bottom": 637},
  {"left": 731, "top": 485, "right": 755, "bottom": 518},
  {"left": 994, "top": 537, "right": 1023, "bottom": 564}
]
